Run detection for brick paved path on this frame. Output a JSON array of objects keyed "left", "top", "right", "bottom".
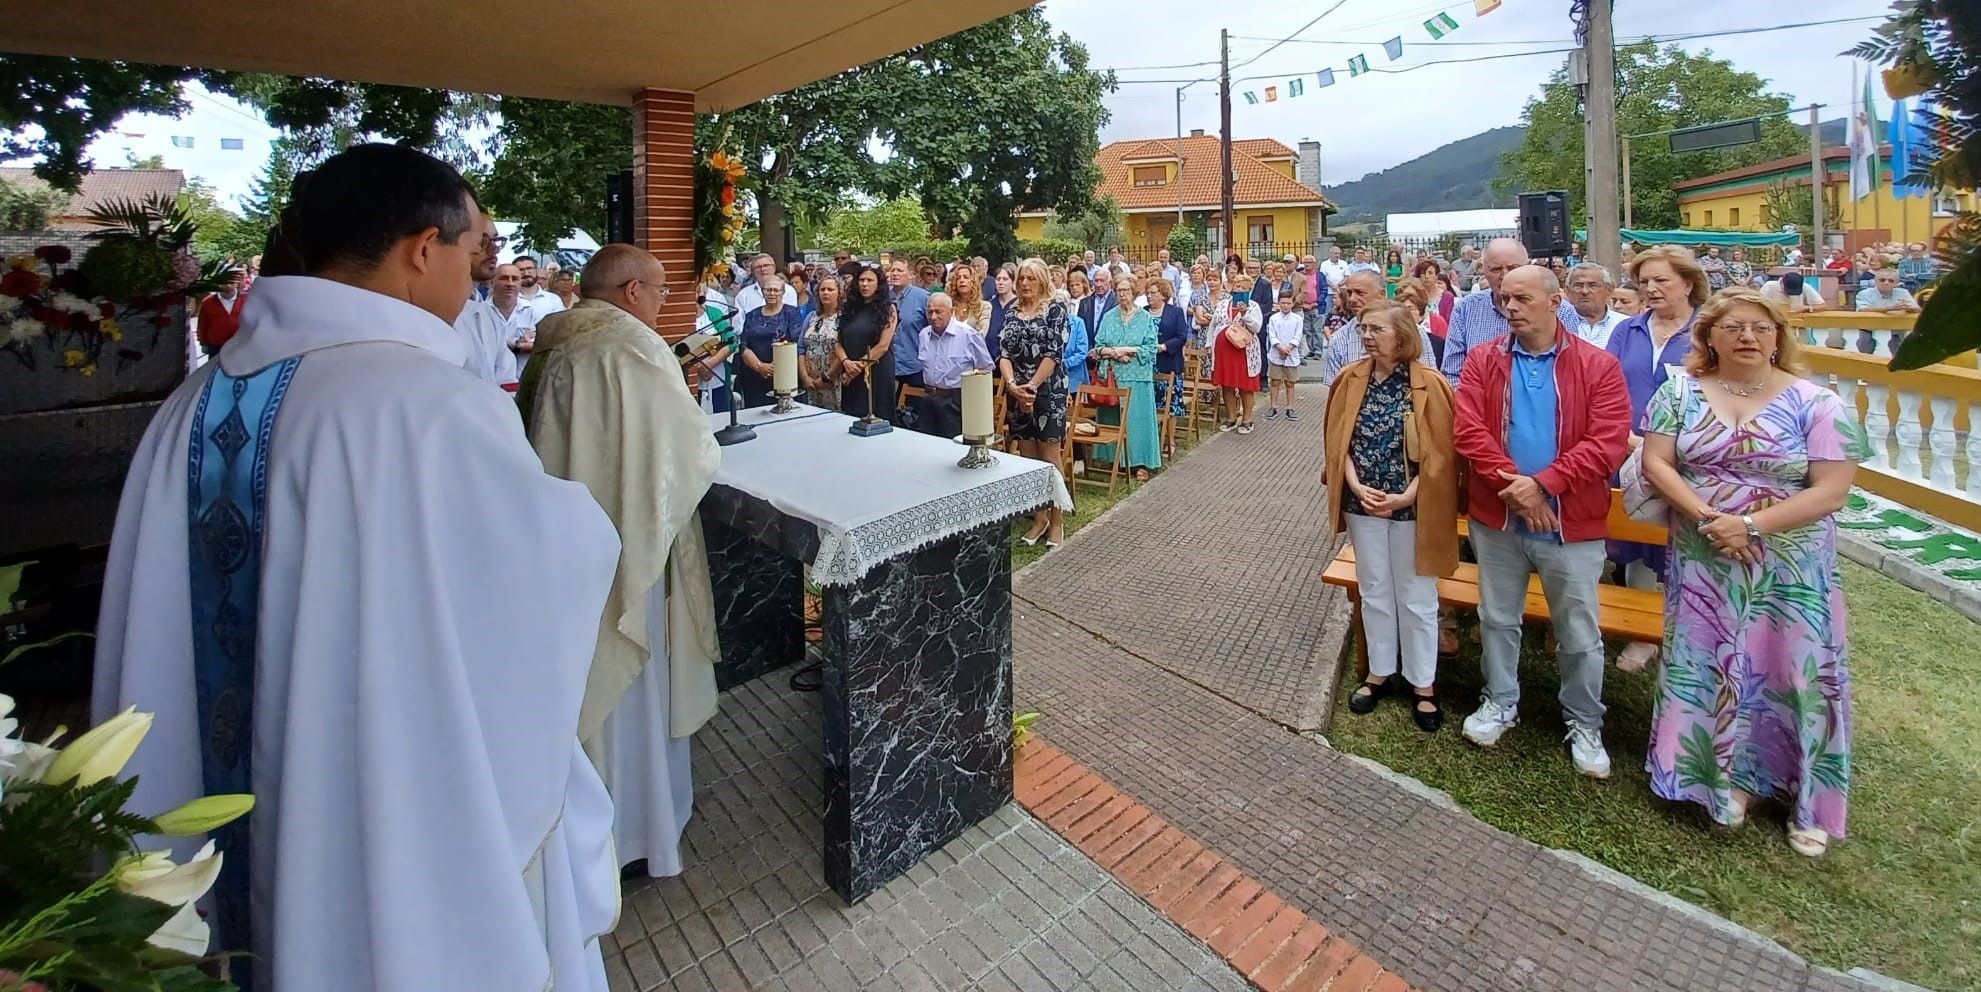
[{"left": 1012, "top": 391, "right": 1876, "bottom": 992}]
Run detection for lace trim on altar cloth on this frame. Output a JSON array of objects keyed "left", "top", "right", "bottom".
[{"left": 808, "top": 464, "right": 1073, "bottom": 585}]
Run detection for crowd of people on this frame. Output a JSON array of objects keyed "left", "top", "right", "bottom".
[{"left": 1318, "top": 235, "right": 1874, "bottom": 861}]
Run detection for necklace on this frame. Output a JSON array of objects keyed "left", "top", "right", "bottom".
[{"left": 1718, "top": 373, "right": 1771, "bottom": 397}]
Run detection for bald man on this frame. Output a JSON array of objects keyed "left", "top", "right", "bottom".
[
  {"left": 523, "top": 244, "right": 724, "bottom": 881},
  {"left": 1440, "top": 238, "right": 1582, "bottom": 385},
  {"left": 1450, "top": 265, "right": 1630, "bottom": 778},
  {"left": 916, "top": 291, "right": 993, "bottom": 439}
]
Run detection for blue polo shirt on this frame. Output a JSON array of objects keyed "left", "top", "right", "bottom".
[
  {"left": 889, "top": 285, "right": 931, "bottom": 376},
  {"left": 1508, "top": 338, "right": 1560, "bottom": 539}
]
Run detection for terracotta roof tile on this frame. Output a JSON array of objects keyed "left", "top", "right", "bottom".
[
  {"left": 0, "top": 168, "right": 188, "bottom": 229},
  {"left": 1092, "top": 135, "right": 1328, "bottom": 213}
]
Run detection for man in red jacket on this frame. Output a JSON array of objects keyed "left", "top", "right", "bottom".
[
  {"left": 1452, "top": 265, "right": 1631, "bottom": 778},
  {"left": 195, "top": 269, "right": 247, "bottom": 354}
]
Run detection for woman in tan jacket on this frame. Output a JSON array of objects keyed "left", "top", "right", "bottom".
[{"left": 1324, "top": 299, "right": 1461, "bottom": 731}]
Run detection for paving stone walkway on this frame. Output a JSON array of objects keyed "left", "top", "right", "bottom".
[{"left": 1011, "top": 389, "right": 1879, "bottom": 992}]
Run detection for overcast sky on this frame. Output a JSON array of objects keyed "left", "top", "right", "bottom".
[
  {"left": 1044, "top": 0, "right": 1884, "bottom": 186},
  {"left": 82, "top": 0, "right": 1885, "bottom": 209}
]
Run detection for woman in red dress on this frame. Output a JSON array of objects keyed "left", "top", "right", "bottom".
[{"left": 1209, "top": 286, "right": 1264, "bottom": 434}]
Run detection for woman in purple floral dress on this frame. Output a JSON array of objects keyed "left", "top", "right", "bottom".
[{"left": 1638, "top": 290, "right": 1870, "bottom": 857}]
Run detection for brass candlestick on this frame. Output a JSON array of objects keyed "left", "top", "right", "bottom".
[{"left": 848, "top": 360, "right": 892, "bottom": 436}]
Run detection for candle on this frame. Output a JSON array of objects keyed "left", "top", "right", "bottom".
[
  {"left": 772, "top": 340, "right": 798, "bottom": 394},
  {"left": 962, "top": 369, "right": 993, "bottom": 439}
]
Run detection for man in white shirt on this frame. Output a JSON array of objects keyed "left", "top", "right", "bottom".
[
  {"left": 1319, "top": 245, "right": 1351, "bottom": 289},
  {"left": 733, "top": 253, "right": 779, "bottom": 314},
  {"left": 1347, "top": 247, "right": 1379, "bottom": 275},
  {"left": 453, "top": 212, "right": 520, "bottom": 385},
  {"left": 1564, "top": 263, "right": 1628, "bottom": 349},
  {"left": 1158, "top": 247, "right": 1184, "bottom": 290},
  {"left": 514, "top": 254, "right": 566, "bottom": 322},
  {"left": 491, "top": 263, "right": 543, "bottom": 376},
  {"left": 1761, "top": 271, "right": 1826, "bottom": 311}
]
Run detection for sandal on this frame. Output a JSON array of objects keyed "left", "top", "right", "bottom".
[
  {"left": 1347, "top": 675, "right": 1395, "bottom": 715},
  {"left": 1787, "top": 827, "right": 1828, "bottom": 858},
  {"left": 1134, "top": 468, "right": 1151, "bottom": 482},
  {"left": 1616, "top": 641, "right": 1658, "bottom": 673},
  {"left": 1412, "top": 691, "right": 1443, "bottom": 733},
  {"left": 1724, "top": 788, "right": 1751, "bottom": 829}
]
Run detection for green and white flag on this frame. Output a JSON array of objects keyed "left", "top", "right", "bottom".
[
  {"left": 1288, "top": 76, "right": 1305, "bottom": 97},
  {"left": 1347, "top": 54, "right": 1371, "bottom": 77},
  {"left": 1243, "top": 91, "right": 1259, "bottom": 105},
  {"left": 1425, "top": 12, "right": 1459, "bottom": 39}
]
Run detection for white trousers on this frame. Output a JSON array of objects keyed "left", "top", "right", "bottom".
[{"left": 1345, "top": 512, "right": 1440, "bottom": 688}]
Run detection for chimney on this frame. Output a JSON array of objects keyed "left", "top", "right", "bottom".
[
  {"left": 1190, "top": 128, "right": 1205, "bottom": 138},
  {"left": 1298, "top": 140, "right": 1322, "bottom": 190}
]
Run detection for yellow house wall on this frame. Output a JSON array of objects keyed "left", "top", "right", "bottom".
[
  {"left": 1016, "top": 215, "right": 1047, "bottom": 241},
  {"left": 1262, "top": 159, "right": 1294, "bottom": 180},
  {"left": 1678, "top": 165, "right": 1975, "bottom": 243}
]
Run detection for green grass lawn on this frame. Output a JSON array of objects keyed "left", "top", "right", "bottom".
[{"left": 1328, "top": 561, "right": 1981, "bottom": 991}]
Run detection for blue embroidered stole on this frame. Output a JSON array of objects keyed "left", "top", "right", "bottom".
[{"left": 185, "top": 356, "right": 300, "bottom": 989}]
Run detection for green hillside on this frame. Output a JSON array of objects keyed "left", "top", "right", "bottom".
[{"left": 1323, "top": 127, "right": 1524, "bottom": 224}]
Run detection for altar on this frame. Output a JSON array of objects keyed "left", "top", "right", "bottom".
[{"left": 696, "top": 404, "right": 1070, "bottom": 903}]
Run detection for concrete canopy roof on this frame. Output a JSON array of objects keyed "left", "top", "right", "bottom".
[{"left": 3, "top": 0, "right": 1037, "bottom": 109}]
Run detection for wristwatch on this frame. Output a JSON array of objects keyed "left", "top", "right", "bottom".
[{"left": 1741, "top": 514, "right": 1762, "bottom": 543}]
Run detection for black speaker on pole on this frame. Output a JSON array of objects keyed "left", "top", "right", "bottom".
[
  {"left": 1516, "top": 190, "right": 1570, "bottom": 258},
  {"left": 605, "top": 170, "right": 635, "bottom": 245}
]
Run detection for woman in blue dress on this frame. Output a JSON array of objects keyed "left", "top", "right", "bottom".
[
  {"left": 1604, "top": 245, "right": 1708, "bottom": 670},
  {"left": 737, "top": 274, "right": 806, "bottom": 408}
]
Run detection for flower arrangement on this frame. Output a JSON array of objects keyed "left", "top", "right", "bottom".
[
  {"left": 1, "top": 692, "right": 251, "bottom": 992},
  {"left": 693, "top": 138, "right": 749, "bottom": 282},
  {"left": 0, "top": 195, "right": 234, "bottom": 376}
]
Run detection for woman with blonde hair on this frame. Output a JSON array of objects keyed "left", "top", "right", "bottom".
[
  {"left": 946, "top": 263, "right": 994, "bottom": 335},
  {"left": 1637, "top": 289, "right": 1869, "bottom": 856},
  {"left": 1000, "top": 258, "right": 1069, "bottom": 546},
  {"left": 1605, "top": 244, "right": 1711, "bottom": 671},
  {"left": 1325, "top": 299, "right": 1460, "bottom": 731}
]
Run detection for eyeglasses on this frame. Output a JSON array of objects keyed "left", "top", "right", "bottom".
[
  {"left": 482, "top": 234, "right": 509, "bottom": 250},
  {"left": 621, "top": 278, "right": 671, "bottom": 302},
  {"left": 1718, "top": 321, "right": 1777, "bottom": 338}
]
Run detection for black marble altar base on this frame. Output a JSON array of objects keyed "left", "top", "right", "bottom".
[
  {"left": 698, "top": 482, "right": 1016, "bottom": 905},
  {"left": 702, "top": 515, "right": 805, "bottom": 691},
  {"left": 819, "top": 521, "right": 1013, "bottom": 903}
]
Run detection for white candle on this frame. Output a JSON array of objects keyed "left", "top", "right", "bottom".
[
  {"left": 962, "top": 369, "right": 993, "bottom": 439},
  {"left": 772, "top": 340, "right": 798, "bottom": 393}
]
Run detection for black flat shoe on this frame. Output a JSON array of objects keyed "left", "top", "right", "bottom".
[
  {"left": 1412, "top": 692, "right": 1444, "bottom": 733},
  {"left": 1347, "top": 675, "right": 1396, "bottom": 715}
]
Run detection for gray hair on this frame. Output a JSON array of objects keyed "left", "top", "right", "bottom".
[
  {"left": 928, "top": 291, "right": 953, "bottom": 308},
  {"left": 1568, "top": 262, "right": 1615, "bottom": 287}
]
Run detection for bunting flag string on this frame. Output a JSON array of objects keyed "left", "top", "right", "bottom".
[{"left": 1233, "top": 3, "right": 1504, "bottom": 105}]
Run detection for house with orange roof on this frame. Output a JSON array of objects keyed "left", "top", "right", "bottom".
[{"left": 1017, "top": 131, "right": 1333, "bottom": 255}]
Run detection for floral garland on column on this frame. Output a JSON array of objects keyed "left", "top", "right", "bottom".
[{"left": 693, "top": 141, "right": 748, "bottom": 282}]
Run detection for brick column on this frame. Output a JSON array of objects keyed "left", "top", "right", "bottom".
[{"left": 632, "top": 87, "right": 696, "bottom": 342}]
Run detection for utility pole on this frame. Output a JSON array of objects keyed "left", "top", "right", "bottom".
[
  {"left": 1219, "top": 28, "right": 1234, "bottom": 257},
  {"left": 1175, "top": 86, "right": 1186, "bottom": 225},
  {"left": 1810, "top": 102, "right": 1824, "bottom": 262},
  {"left": 1582, "top": 0, "right": 1621, "bottom": 270},
  {"left": 1620, "top": 136, "right": 1632, "bottom": 229}
]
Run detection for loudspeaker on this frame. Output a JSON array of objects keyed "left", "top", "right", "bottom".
[
  {"left": 1517, "top": 190, "right": 1570, "bottom": 258},
  {"left": 605, "top": 170, "right": 635, "bottom": 245}
]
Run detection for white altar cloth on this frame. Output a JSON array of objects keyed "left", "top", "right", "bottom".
[{"left": 704, "top": 404, "right": 1072, "bottom": 585}]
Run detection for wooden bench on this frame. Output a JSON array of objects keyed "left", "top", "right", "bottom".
[{"left": 1321, "top": 491, "right": 1668, "bottom": 675}]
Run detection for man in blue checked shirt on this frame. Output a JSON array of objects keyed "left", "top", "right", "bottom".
[{"left": 1441, "top": 238, "right": 1581, "bottom": 386}]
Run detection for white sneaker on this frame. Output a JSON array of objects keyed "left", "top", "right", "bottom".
[
  {"left": 1462, "top": 698, "right": 1518, "bottom": 746},
  {"left": 1565, "top": 721, "right": 1611, "bottom": 779}
]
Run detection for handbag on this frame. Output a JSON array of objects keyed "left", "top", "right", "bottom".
[
  {"left": 1090, "top": 363, "right": 1120, "bottom": 408},
  {"left": 1619, "top": 444, "right": 1670, "bottom": 524}
]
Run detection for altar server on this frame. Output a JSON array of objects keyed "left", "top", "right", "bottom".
[
  {"left": 92, "top": 144, "right": 623, "bottom": 992},
  {"left": 523, "top": 244, "right": 724, "bottom": 878}
]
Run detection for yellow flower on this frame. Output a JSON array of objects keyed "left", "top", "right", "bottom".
[
  {"left": 81, "top": 363, "right": 96, "bottom": 376},
  {"left": 710, "top": 151, "right": 730, "bottom": 170},
  {"left": 104, "top": 322, "right": 123, "bottom": 341},
  {"left": 6, "top": 255, "right": 34, "bottom": 271},
  {"left": 61, "top": 348, "right": 86, "bottom": 367}
]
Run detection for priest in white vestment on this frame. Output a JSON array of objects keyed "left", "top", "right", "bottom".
[
  {"left": 91, "top": 145, "right": 621, "bottom": 992},
  {"left": 523, "top": 244, "right": 723, "bottom": 878},
  {"left": 454, "top": 210, "right": 522, "bottom": 386}
]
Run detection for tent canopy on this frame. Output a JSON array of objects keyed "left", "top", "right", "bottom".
[{"left": 1574, "top": 228, "right": 1802, "bottom": 248}]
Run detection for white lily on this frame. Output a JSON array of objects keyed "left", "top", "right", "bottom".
[
  {"left": 114, "top": 840, "right": 223, "bottom": 956},
  {"left": 43, "top": 706, "right": 151, "bottom": 786}
]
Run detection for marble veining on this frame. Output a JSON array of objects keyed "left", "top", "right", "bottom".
[{"left": 702, "top": 515, "right": 804, "bottom": 691}]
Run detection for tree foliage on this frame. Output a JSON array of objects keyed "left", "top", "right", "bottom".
[
  {"left": 476, "top": 99, "right": 631, "bottom": 251},
  {"left": 817, "top": 196, "right": 932, "bottom": 252},
  {"left": 1497, "top": 42, "right": 1809, "bottom": 229},
  {"left": 1852, "top": 0, "right": 1981, "bottom": 369},
  {"left": 1043, "top": 196, "right": 1123, "bottom": 249},
  {"left": 0, "top": 56, "right": 198, "bottom": 191},
  {"left": 0, "top": 178, "right": 70, "bottom": 231}
]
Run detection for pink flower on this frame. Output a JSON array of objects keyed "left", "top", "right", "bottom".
[{"left": 167, "top": 252, "right": 200, "bottom": 290}]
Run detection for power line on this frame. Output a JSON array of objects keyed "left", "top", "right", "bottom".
[
  {"left": 1228, "top": 14, "right": 1881, "bottom": 49},
  {"left": 1228, "top": 0, "right": 1354, "bottom": 72}
]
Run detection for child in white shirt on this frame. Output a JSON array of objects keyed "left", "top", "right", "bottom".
[{"left": 1263, "top": 289, "right": 1305, "bottom": 422}]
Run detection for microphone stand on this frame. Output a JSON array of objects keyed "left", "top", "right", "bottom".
[{"left": 701, "top": 298, "right": 757, "bottom": 446}]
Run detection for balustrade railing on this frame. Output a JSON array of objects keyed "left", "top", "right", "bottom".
[{"left": 1790, "top": 311, "right": 1981, "bottom": 532}]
